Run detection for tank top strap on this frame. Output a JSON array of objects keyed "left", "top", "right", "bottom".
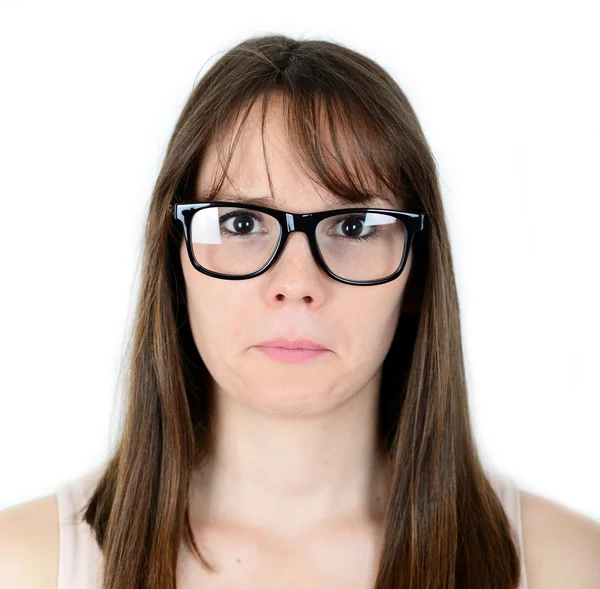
[
  {"left": 486, "top": 469, "right": 529, "bottom": 589},
  {"left": 55, "top": 463, "right": 106, "bottom": 589}
]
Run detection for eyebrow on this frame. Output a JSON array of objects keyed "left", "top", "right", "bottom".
[
  {"left": 207, "top": 192, "right": 398, "bottom": 208},
  {"left": 211, "top": 193, "right": 279, "bottom": 207}
]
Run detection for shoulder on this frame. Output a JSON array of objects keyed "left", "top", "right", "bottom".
[
  {"left": 520, "top": 488, "right": 600, "bottom": 589},
  {"left": 0, "top": 492, "right": 59, "bottom": 589}
]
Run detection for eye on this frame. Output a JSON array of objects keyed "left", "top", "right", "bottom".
[
  {"left": 219, "top": 211, "right": 265, "bottom": 237},
  {"left": 328, "top": 215, "right": 381, "bottom": 242}
]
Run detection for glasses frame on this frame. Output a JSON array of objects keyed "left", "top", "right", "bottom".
[{"left": 170, "top": 201, "right": 426, "bottom": 286}]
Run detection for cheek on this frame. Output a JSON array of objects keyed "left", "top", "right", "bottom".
[
  {"left": 355, "top": 297, "right": 401, "bottom": 348},
  {"left": 345, "top": 276, "right": 407, "bottom": 358},
  {"left": 181, "top": 260, "right": 254, "bottom": 356},
  {"left": 180, "top": 244, "right": 219, "bottom": 350}
]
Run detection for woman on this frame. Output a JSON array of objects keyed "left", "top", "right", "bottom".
[{"left": 1, "top": 34, "right": 599, "bottom": 589}]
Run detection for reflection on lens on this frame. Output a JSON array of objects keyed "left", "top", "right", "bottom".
[
  {"left": 316, "top": 212, "right": 405, "bottom": 281},
  {"left": 191, "top": 206, "right": 281, "bottom": 275}
]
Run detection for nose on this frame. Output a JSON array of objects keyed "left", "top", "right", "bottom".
[{"left": 262, "top": 230, "right": 327, "bottom": 304}]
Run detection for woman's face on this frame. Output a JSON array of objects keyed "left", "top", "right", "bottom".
[{"left": 180, "top": 98, "right": 413, "bottom": 416}]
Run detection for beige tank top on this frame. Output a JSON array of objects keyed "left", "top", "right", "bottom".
[{"left": 55, "top": 464, "right": 528, "bottom": 589}]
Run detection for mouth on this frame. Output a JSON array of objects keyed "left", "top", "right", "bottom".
[
  {"left": 253, "top": 345, "right": 329, "bottom": 363},
  {"left": 255, "top": 338, "right": 328, "bottom": 351}
]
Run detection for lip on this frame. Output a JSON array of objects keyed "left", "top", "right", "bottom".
[
  {"left": 255, "top": 338, "right": 328, "bottom": 351},
  {"left": 254, "top": 346, "right": 329, "bottom": 363}
]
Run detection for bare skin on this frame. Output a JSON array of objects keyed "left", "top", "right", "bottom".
[
  {"left": 1, "top": 487, "right": 600, "bottom": 588},
  {"left": 181, "top": 95, "right": 403, "bottom": 542},
  {"left": 1, "top": 98, "right": 599, "bottom": 588}
]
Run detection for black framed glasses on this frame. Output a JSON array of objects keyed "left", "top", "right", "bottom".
[{"left": 170, "top": 201, "right": 426, "bottom": 286}]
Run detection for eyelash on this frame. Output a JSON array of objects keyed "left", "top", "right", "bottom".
[{"left": 218, "top": 211, "right": 382, "bottom": 242}]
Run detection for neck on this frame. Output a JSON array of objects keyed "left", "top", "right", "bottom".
[{"left": 188, "top": 377, "right": 389, "bottom": 538}]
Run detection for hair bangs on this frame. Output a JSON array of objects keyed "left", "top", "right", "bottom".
[
  {"left": 189, "top": 89, "right": 408, "bottom": 211},
  {"left": 282, "top": 89, "right": 406, "bottom": 209}
]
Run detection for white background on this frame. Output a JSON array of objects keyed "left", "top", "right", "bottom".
[{"left": 1, "top": 1, "right": 598, "bottom": 520}]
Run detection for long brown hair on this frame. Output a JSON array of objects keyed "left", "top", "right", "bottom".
[{"left": 80, "top": 34, "right": 523, "bottom": 589}]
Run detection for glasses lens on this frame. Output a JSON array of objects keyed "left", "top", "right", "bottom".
[
  {"left": 189, "top": 206, "right": 407, "bottom": 282},
  {"left": 316, "top": 211, "right": 406, "bottom": 282},
  {"left": 190, "top": 206, "right": 281, "bottom": 275}
]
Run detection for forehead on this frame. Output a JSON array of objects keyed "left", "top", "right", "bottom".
[{"left": 195, "top": 94, "right": 397, "bottom": 210}]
